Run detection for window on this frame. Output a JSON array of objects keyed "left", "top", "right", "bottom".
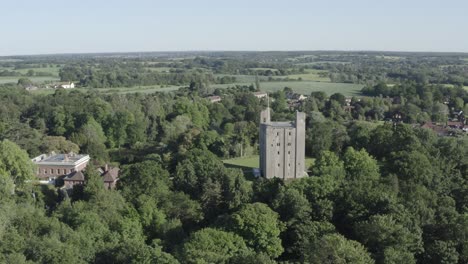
[
  {"left": 277, "top": 143, "right": 280, "bottom": 146},
  {"left": 289, "top": 131, "right": 291, "bottom": 135},
  {"left": 277, "top": 151, "right": 280, "bottom": 155},
  {"left": 44, "top": 169, "right": 48, "bottom": 174},
  {"left": 288, "top": 143, "right": 291, "bottom": 146},
  {"left": 288, "top": 151, "right": 290, "bottom": 154},
  {"left": 51, "top": 169, "right": 54, "bottom": 174},
  {"left": 278, "top": 163, "right": 280, "bottom": 167},
  {"left": 263, "top": 118, "right": 266, "bottom": 122}
]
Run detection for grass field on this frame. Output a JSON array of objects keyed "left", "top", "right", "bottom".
[
  {"left": 30, "top": 85, "right": 183, "bottom": 95},
  {"left": 16, "top": 66, "right": 60, "bottom": 76},
  {"left": 286, "top": 69, "right": 330, "bottom": 82},
  {"left": 249, "top": 67, "right": 279, "bottom": 72},
  {"left": 223, "top": 155, "right": 315, "bottom": 170},
  {"left": 212, "top": 81, "right": 363, "bottom": 96},
  {"left": 0, "top": 76, "right": 59, "bottom": 84},
  {"left": 215, "top": 74, "right": 273, "bottom": 83}
]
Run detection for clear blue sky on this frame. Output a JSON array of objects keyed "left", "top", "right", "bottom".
[{"left": 1, "top": 0, "right": 467, "bottom": 55}]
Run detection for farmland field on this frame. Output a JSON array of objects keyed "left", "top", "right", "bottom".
[
  {"left": 211, "top": 80, "right": 363, "bottom": 96},
  {"left": 286, "top": 69, "right": 330, "bottom": 82}
]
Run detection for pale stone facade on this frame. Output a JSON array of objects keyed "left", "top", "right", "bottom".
[{"left": 259, "top": 108, "right": 306, "bottom": 179}]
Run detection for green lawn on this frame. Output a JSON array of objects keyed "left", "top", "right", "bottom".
[
  {"left": 212, "top": 81, "right": 363, "bottom": 96},
  {"left": 223, "top": 155, "right": 315, "bottom": 170}
]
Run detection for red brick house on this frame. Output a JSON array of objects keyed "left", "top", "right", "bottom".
[
  {"left": 32, "top": 153, "right": 90, "bottom": 184},
  {"left": 100, "top": 165, "right": 119, "bottom": 189},
  {"left": 63, "top": 171, "right": 85, "bottom": 189},
  {"left": 62, "top": 164, "right": 119, "bottom": 190}
]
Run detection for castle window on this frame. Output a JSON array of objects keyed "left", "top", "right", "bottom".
[
  {"left": 277, "top": 151, "right": 280, "bottom": 155},
  {"left": 51, "top": 169, "right": 54, "bottom": 174},
  {"left": 277, "top": 143, "right": 280, "bottom": 146},
  {"left": 263, "top": 118, "right": 266, "bottom": 122},
  {"left": 278, "top": 163, "right": 280, "bottom": 167},
  {"left": 289, "top": 132, "right": 291, "bottom": 135},
  {"left": 288, "top": 151, "right": 290, "bottom": 154},
  {"left": 288, "top": 143, "right": 291, "bottom": 146},
  {"left": 276, "top": 132, "right": 279, "bottom": 136}
]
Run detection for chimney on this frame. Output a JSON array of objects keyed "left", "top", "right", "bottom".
[{"left": 104, "top": 164, "right": 109, "bottom": 172}]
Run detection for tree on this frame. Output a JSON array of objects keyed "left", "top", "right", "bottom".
[
  {"left": 17, "top": 78, "right": 33, "bottom": 87},
  {"left": 271, "top": 187, "right": 311, "bottom": 222},
  {"left": 41, "top": 136, "right": 80, "bottom": 154},
  {"left": 0, "top": 140, "right": 35, "bottom": 191},
  {"left": 224, "top": 203, "right": 284, "bottom": 258},
  {"left": 95, "top": 240, "right": 178, "bottom": 264},
  {"left": 255, "top": 74, "right": 261, "bottom": 91},
  {"left": 178, "top": 228, "right": 249, "bottom": 264},
  {"left": 354, "top": 214, "right": 422, "bottom": 263},
  {"left": 304, "top": 233, "right": 374, "bottom": 264},
  {"left": 71, "top": 118, "right": 108, "bottom": 161},
  {"left": 83, "top": 163, "right": 105, "bottom": 200}
]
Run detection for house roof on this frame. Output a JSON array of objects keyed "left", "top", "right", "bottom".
[
  {"left": 32, "top": 153, "right": 90, "bottom": 166},
  {"left": 102, "top": 167, "right": 119, "bottom": 182},
  {"left": 447, "top": 121, "right": 463, "bottom": 127},
  {"left": 64, "top": 171, "right": 85, "bottom": 181}
]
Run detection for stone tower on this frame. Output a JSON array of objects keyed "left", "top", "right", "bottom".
[{"left": 259, "top": 108, "right": 306, "bottom": 179}]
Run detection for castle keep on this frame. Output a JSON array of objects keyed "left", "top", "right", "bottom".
[{"left": 259, "top": 108, "right": 306, "bottom": 179}]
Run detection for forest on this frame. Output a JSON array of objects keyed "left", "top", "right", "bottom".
[{"left": 0, "top": 51, "right": 467, "bottom": 264}]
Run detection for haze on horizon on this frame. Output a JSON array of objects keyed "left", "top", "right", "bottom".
[{"left": 1, "top": 0, "right": 467, "bottom": 56}]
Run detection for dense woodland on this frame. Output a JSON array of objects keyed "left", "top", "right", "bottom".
[{"left": 0, "top": 51, "right": 467, "bottom": 263}]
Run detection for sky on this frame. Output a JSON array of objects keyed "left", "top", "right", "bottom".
[{"left": 1, "top": 0, "right": 467, "bottom": 56}]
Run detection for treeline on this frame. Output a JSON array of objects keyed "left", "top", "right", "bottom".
[
  {"left": 325, "top": 59, "right": 468, "bottom": 86},
  {"left": 59, "top": 65, "right": 237, "bottom": 88}
]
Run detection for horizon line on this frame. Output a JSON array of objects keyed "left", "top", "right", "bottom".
[{"left": 2, "top": 49, "right": 468, "bottom": 58}]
